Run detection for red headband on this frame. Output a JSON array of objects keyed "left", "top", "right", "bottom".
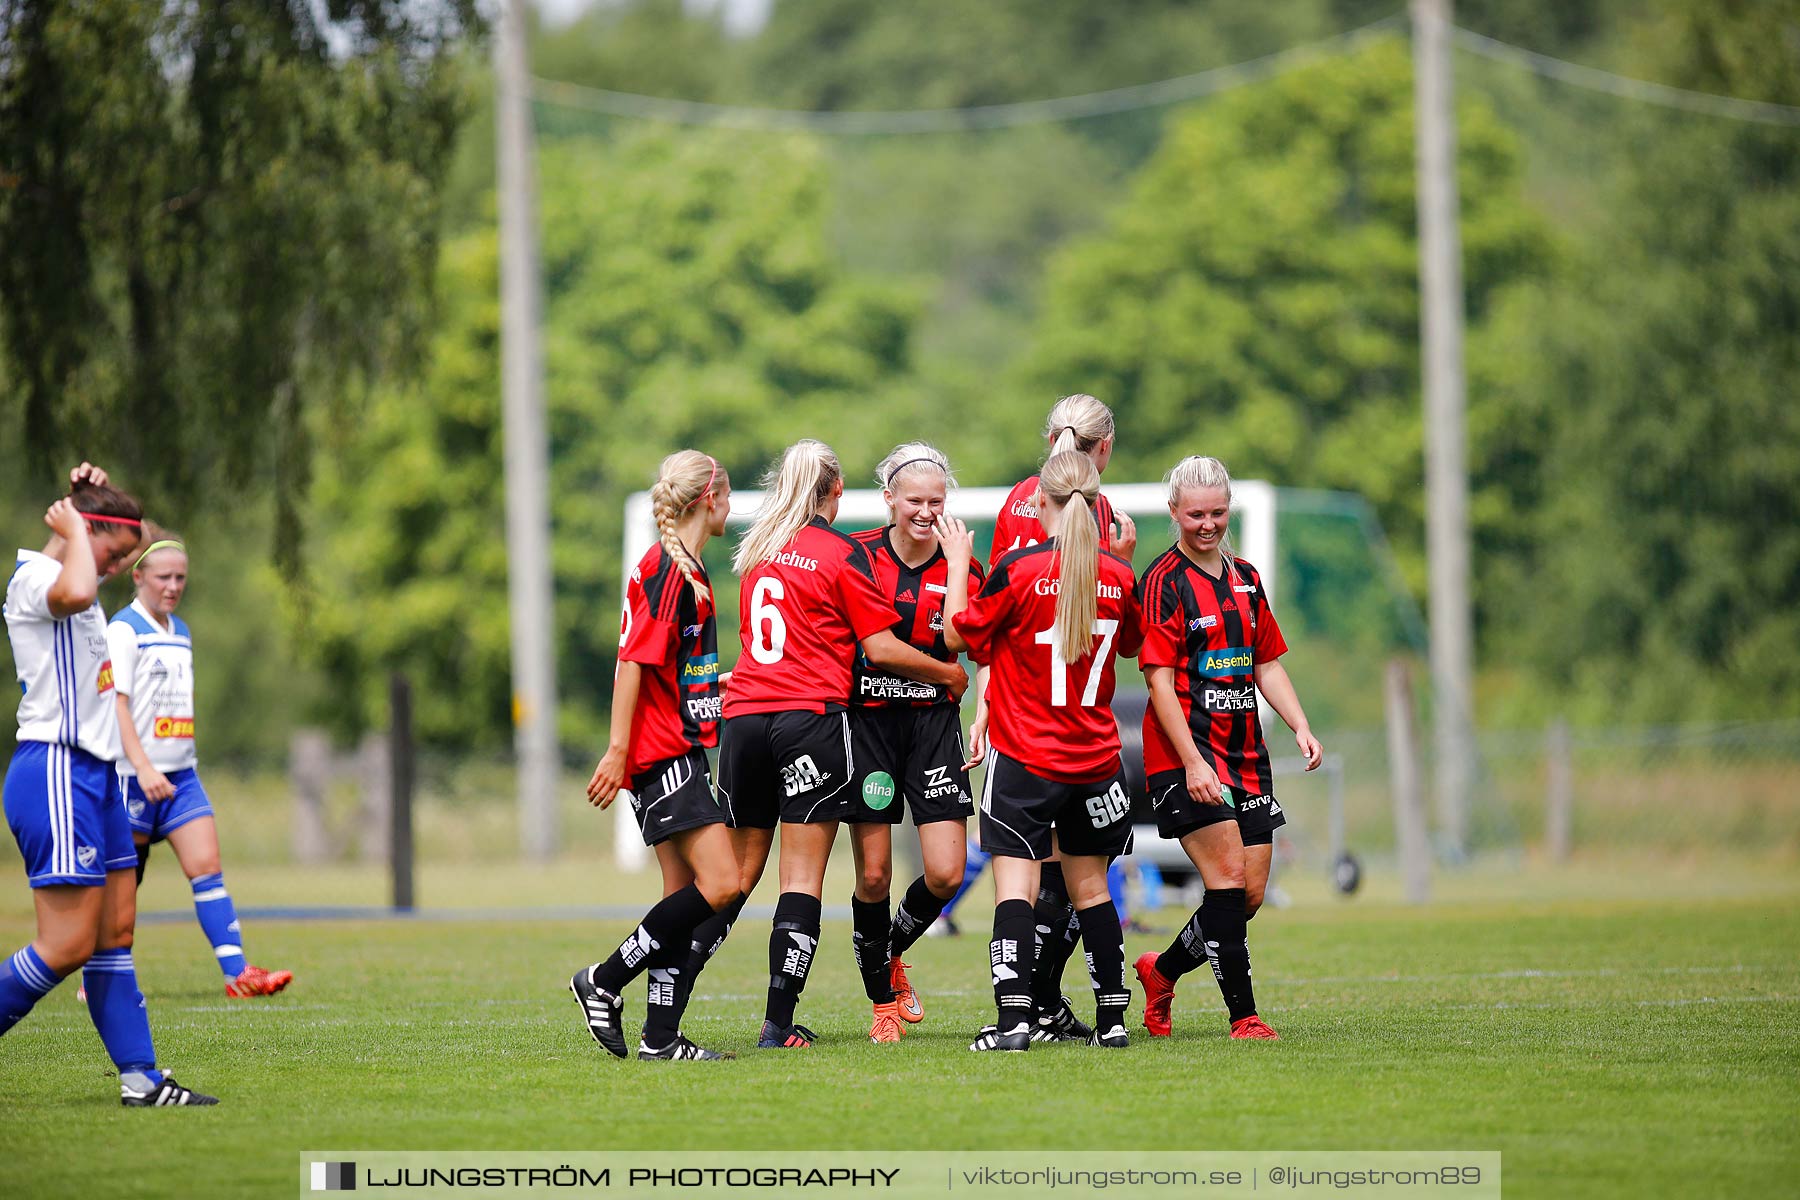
[
  {"left": 83, "top": 514, "right": 143, "bottom": 528},
  {"left": 683, "top": 458, "right": 719, "bottom": 511}
]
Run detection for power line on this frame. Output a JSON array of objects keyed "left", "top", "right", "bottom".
[
  {"left": 528, "top": 15, "right": 1406, "bottom": 133},
  {"left": 527, "top": 14, "right": 1800, "bottom": 133},
  {"left": 1451, "top": 26, "right": 1800, "bottom": 127}
]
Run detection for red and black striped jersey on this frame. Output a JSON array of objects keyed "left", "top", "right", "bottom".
[
  {"left": 848, "top": 526, "right": 986, "bottom": 708},
  {"left": 723, "top": 517, "right": 900, "bottom": 718},
  {"left": 618, "top": 542, "right": 720, "bottom": 776},
  {"left": 1137, "top": 547, "right": 1288, "bottom": 795},
  {"left": 987, "top": 476, "right": 1121, "bottom": 569},
  {"left": 953, "top": 540, "right": 1144, "bottom": 783}
]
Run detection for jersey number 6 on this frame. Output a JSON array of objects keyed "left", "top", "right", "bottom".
[
  {"left": 749, "top": 577, "right": 787, "bottom": 665},
  {"left": 1033, "top": 619, "right": 1119, "bottom": 707}
]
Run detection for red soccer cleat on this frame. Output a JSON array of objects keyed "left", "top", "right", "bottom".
[
  {"left": 1230, "top": 1014, "right": 1279, "bottom": 1040},
  {"left": 868, "top": 1001, "right": 906, "bottom": 1043},
  {"left": 225, "top": 965, "right": 294, "bottom": 998},
  {"left": 889, "top": 958, "right": 923, "bottom": 1023},
  {"left": 1134, "top": 952, "right": 1174, "bottom": 1037}
]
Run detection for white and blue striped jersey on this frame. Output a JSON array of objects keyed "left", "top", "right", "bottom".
[
  {"left": 6, "top": 549, "right": 121, "bottom": 760},
  {"left": 107, "top": 598, "right": 198, "bottom": 775}
]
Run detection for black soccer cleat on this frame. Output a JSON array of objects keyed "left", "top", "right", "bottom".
[
  {"left": 640, "top": 1034, "right": 733, "bottom": 1061},
  {"left": 121, "top": 1075, "right": 219, "bottom": 1107},
  {"left": 757, "top": 1020, "right": 817, "bottom": 1049},
  {"left": 969, "top": 1023, "right": 1031, "bottom": 1053},
  {"left": 1088, "top": 1024, "right": 1130, "bottom": 1049},
  {"left": 1030, "top": 995, "right": 1094, "bottom": 1043},
  {"left": 570, "top": 967, "right": 629, "bottom": 1059}
]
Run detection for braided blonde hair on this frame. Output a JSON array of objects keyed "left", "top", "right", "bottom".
[
  {"left": 733, "top": 440, "right": 841, "bottom": 574},
  {"left": 1040, "top": 451, "right": 1102, "bottom": 663},
  {"left": 1044, "top": 394, "right": 1115, "bottom": 458},
  {"left": 651, "top": 450, "right": 720, "bottom": 602}
]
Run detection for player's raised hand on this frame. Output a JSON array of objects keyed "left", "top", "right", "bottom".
[
  {"left": 587, "top": 747, "right": 628, "bottom": 808},
  {"left": 69, "top": 462, "right": 109, "bottom": 488},
  {"left": 44, "top": 497, "right": 87, "bottom": 541},
  {"left": 935, "top": 515, "right": 974, "bottom": 566},
  {"left": 1112, "top": 511, "right": 1138, "bottom": 561}
]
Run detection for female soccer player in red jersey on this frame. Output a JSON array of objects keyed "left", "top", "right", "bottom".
[
  {"left": 985, "top": 393, "right": 1139, "bottom": 1041},
  {"left": 571, "top": 450, "right": 745, "bottom": 1062},
  {"left": 940, "top": 451, "right": 1144, "bottom": 1052},
  {"left": 1132, "top": 455, "right": 1323, "bottom": 1041},
  {"left": 842, "top": 444, "right": 986, "bottom": 1043},
  {"left": 718, "top": 440, "right": 968, "bottom": 1049}
]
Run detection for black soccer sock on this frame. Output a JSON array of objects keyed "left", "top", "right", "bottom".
[
  {"left": 1156, "top": 906, "right": 1208, "bottom": 982},
  {"left": 851, "top": 894, "right": 895, "bottom": 1004},
  {"left": 591, "top": 883, "right": 716, "bottom": 997},
  {"left": 639, "top": 931, "right": 690, "bottom": 1048},
  {"left": 1029, "top": 864, "right": 1080, "bottom": 1010},
  {"left": 889, "top": 874, "right": 950, "bottom": 957},
  {"left": 671, "top": 894, "right": 747, "bottom": 1026},
  {"left": 1077, "top": 900, "right": 1129, "bottom": 1032},
  {"left": 764, "top": 891, "right": 822, "bottom": 1029},
  {"left": 134, "top": 841, "right": 152, "bottom": 888},
  {"left": 990, "top": 898, "right": 1037, "bottom": 1034},
  {"left": 1199, "top": 887, "right": 1256, "bottom": 1023}
]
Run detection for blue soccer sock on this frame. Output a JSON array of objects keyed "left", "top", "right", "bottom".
[
  {"left": 0, "top": 945, "right": 62, "bottom": 1036},
  {"left": 83, "top": 947, "right": 162, "bottom": 1085},
  {"left": 190, "top": 872, "right": 246, "bottom": 978}
]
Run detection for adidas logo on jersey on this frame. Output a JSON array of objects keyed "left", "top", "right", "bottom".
[{"left": 896, "top": 588, "right": 917, "bottom": 604}]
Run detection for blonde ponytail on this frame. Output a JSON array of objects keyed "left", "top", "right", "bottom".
[
  {"left": 734, "top": 440, "right": 841, "bottom": 574},
  {"left": 1041, "top": 451, "right": 1101, "bottom": 663},
  {"left": 1044, "top": 393, "right": 1115, "bottom": 459},
  {"left": 650, "top": 450, "right": 720, "bottom": 602}
]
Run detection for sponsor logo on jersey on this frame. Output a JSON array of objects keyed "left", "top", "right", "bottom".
[
  {"left": 896, "top": 588, "right": 916, "bottom": 604},
  {"left": 680, "top": 653, "right": 719, "bottom": 682},
  {"left": 922, "top": 764, "right": 960, "bottom": 800},
  {"left": 1034, "top": 578, "right": 1124, "bottom": 599},
  {"left": 682, "top": 624, "right": 704, "bottom": 637},
  {"left": 780, "top": 754, "right": 827, "bottom": 797},
  {"left": 153, "top": 715, "right": 196, "bottom": 739},
  {"left": 685, "top": 695, "right": 723, "bottom": 724},
  {"left": 1197, "top": 647, "right": 1254, "bottom": 678},
  {"left": 1201, "top": 686, "right": 1257, "bottom": 712},
  {"left": 1189, "top": 614, "right": 1218, "bottom": 631},
  {"left": 924, "top": 582, "right": 947, "bottom": 594},
  {"left": 1234, "top": 584, "right": 1257, "bottom": 594},
  {"left": 859, "top": 674, "right": 940, "bottom": 701},
  {"left": 771, "top": 550, "right": 818, "bottom": 571},
  {"left": 861, "top": 770, "right": 897, "bottom": 812},
  {"left": 96, "top": 660, "right": 113, "bottom": 694},
  {"left": 1009, "top": 499, "right": 1038, "bottom": 519}
]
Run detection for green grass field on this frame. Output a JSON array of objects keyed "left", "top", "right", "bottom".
[{"left": 1, "top": 855, "right": 1796, "bottom": 1199}]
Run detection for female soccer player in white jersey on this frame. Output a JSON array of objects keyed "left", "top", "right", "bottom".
[
  {"left": 109, "top": 529, "right": 293, "bottom": 998},
  {"left": 1134, "top": 455, "right": 1322, "bottom": 1041},
  {"left": 718, "top": 440, "right": 967, "bottom": 1049},
  {"left": 941, "top": 451, "right": 1145, "bottom": 1052},
  {"left": 0, "top": 465, "right": 217, "bottom": 1106},
  {"left": 986, "top": 393, "right": 1140, "bottom": 1041},
  {"left": 842, "top": 444, "right": 986, "bottom": 1042},
  {"left": 571, "top": 451, "right": 744, "bottom": 1062}
]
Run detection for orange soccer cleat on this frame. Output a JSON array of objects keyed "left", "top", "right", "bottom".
[
  {"left": 868, "top": 1000, "right": 906, "bottom": 1044},
  {"left": 225, "top": 965, "right": 294, "bottom": 998},
  {"left": 1134, "top": 952, "right": 1174, "bottom": 1037},
  {"left": 889, "top": 957, "right": 923, "bottom": 1023},
  {"left": 1229, "top": 1014, "right": 1279, "bottom": 1040}
]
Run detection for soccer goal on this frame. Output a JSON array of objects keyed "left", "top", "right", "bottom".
[{"left": 613, "top": 480, "right": 1279, "bottom": 869}]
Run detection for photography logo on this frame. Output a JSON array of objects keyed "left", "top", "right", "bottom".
[{"left": 310, "top": 1162, "right": 356, "bottom": 1191}]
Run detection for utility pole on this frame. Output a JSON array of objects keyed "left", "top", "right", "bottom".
[
  {"left": 1412, "top": 0, "right": 1475, "bottom": 859},
  {"left": 495, "top": 0, "right": 560, "bottom": 861}
]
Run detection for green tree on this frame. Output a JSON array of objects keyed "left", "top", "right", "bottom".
[
  {"left": 306, "top": 128, "right": 922, "bottom": 747},
  {"left": 1021, "top": 39, "right": 1550, "bottom": 602},
  {"left": 0, "top": 0, "right": 479, "bottom": 536}
]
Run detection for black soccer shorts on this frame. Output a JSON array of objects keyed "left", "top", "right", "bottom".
[
  {"left": 717, "top": 709, "right": 855, "bottom": 828},
  {"left": 845, "top": 705, "right": 974, "bottom": 826},
  {"left": 978, "top": 749, "right": 1133, "bottom": 861},
  {"left": 627, "top": 748, "right": 725, "bottom": 846},
  {"left": 1147, "top": 768, "right": 1287, "bottom": 846}
]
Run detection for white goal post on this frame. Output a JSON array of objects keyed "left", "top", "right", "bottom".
[{"left": 612, "top": 480, "right": 1277, "bottom": 870}]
